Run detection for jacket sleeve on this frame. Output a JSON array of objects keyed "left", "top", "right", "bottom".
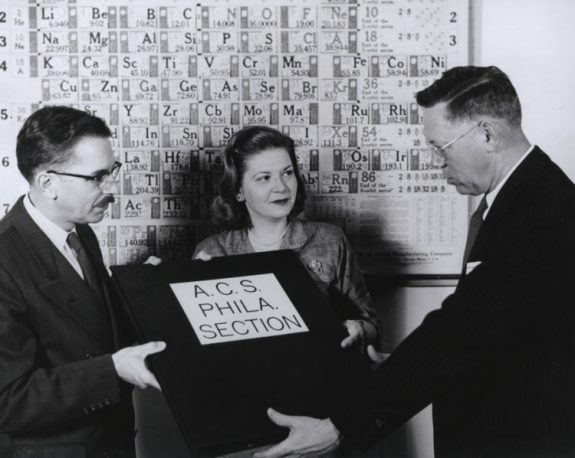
[
  {"left": 330, "top": 202, "right": 575, "bottom": 449},
  {"left": 0, "top": 264, "right": 122, "bottom": 433},
  {"left": 334, "top": 230, "right": 382, "bottom": 340}
]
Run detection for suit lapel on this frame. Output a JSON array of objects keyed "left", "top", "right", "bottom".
[
  {"left": 8, "top": 198, "right": 113, "bottom": 348},
  {"left": 469, "top": 147, "right": 548, "bottom": 261}
]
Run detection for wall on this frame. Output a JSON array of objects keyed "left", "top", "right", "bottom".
[
  {"left": 476, "top": 0, "right": 575, "bottom": 180},
  {"left": 0, "top": 0, "right": 472, "bottom": 275}
]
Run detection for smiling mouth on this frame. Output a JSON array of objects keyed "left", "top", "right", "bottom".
[{"left": 271, "top": 198, "right": 290, "bottom": 205}]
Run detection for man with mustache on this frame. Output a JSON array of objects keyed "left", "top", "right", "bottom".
[{"left": 0, "top": 106, "right": 165, "bottom": 457}]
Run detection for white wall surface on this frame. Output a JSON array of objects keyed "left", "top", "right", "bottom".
[{"left": 475, "top": 0, "right": 575, "bottom": 180}]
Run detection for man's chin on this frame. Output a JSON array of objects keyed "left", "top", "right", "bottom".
[
  {"left": 88, "top": 206, "right": 108, "bottom": 222},
  {"left": 453, "top": 184, "right": 475, "bottom": 195},
  {"left": 89, "top": 215, "right": 106, "bottom": 224},
  {"left": 441, "top": 178, "right": 473, "bottom": 195}
]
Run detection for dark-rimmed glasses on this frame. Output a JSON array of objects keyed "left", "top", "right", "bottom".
[{"left": 47, "top": 161, "right": 122, "bottom": 191}]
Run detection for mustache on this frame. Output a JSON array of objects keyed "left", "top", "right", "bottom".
[{"left": 97, "top": 195, "right": 115, "bottom": 206}]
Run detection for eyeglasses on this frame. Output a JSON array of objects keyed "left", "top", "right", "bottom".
[
  {"left": 47, "top": 161, "right": 122, "bottom": 191},
  {"left": 428, "top": 122, "right": 482, "bottom": 159}
]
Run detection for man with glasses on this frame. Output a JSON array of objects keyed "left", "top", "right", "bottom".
[
  {"left": 0, "top": 106, "right": 165, "bottom": 457},
  {"left": 255, "top": 66, "right": 575, "bottom": 457}
]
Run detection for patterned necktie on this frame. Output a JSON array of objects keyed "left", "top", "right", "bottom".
[
  {"left": 67, "top": 231, "right": 103, "bottom": 298},
  {"left": 462, "top": 196, "right": 488, "bottom": 270}
]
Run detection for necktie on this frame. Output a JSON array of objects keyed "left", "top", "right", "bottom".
[
  {"left": 67, "top": 231, "right": 103, "bottom": 298},
  {"left": 462, "top": 196, "right": 488, "bottom": 270}
]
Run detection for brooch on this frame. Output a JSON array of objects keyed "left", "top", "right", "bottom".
[{"left": 308, "top": 259, "right": 323, "bottom": 274}]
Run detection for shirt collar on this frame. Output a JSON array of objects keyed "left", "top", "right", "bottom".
[
  {"left": 483, "top": 144, "right": 534, "bottom": 217},
  {"left": 23, "top": 193, "right": 75, "bottom": 249}
]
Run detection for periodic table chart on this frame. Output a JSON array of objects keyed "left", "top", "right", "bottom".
[{"left": 0, "top": 0, "right": 470, "bottom": 275}]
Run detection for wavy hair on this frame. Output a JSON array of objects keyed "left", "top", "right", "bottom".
[{"left": 212, "top": 126, "right": 306, "bottom": 229}]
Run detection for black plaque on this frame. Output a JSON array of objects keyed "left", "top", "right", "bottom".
[{"left": 111, "top": 250, "right": 369, "bottom": 456}]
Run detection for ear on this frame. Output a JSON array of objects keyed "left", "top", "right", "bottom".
[
  {"left": 35, "top": 171, "right": 58, "bottom": 199},
  {"left": 480, "top": 120, "right": 499, "bottom": 150}
]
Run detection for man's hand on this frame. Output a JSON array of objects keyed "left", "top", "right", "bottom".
[
  {"left": 143, "top": 256, "right": 162, "bottom": 266},
  {"left": 367, "top": 344, "right": 390, "bottom": 369},
  {"left": 112, "top": 341, "right": 166, "bottom": 390},
  {"left": 340, "top": 319, "right": 363, "bottom": 349},
  {"left": 253, "top": 408, "right": 341, "bottom": 458}
]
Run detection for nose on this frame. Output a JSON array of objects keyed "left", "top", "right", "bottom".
[
  {"left": 430, "top": 150, "right": 445, "bottom": 169},
  {"left": 100, "top": 176, "right": 120, "bottom": 195},
  {"left": 272, "top": 175, "right": 289, "bottom": 192}
]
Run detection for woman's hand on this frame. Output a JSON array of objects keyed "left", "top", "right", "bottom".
[{"left": 194, "top": 250, "right": 212, "bottom": 261}]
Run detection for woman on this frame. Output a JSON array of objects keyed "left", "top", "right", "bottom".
[{"left": 194, "top": 126, "right": 381, "bottom": 351}]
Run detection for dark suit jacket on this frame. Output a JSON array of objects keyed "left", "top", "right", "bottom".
[
  {"left": 0, "top": 197, "right": 135, "bottom": 458},
  {"left": 331, "top": 147, "right": 575, "bottom": 457}
]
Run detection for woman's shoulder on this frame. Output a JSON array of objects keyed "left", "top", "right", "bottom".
[
  {"left": 194, "top": 229, "right": 243, "bottom": 257},
  {"left": 298, "top": 220, "right": 346, "bottom": 242},
  {"left": 195, "top": 232, "right": 222, "bottom": 250}
]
